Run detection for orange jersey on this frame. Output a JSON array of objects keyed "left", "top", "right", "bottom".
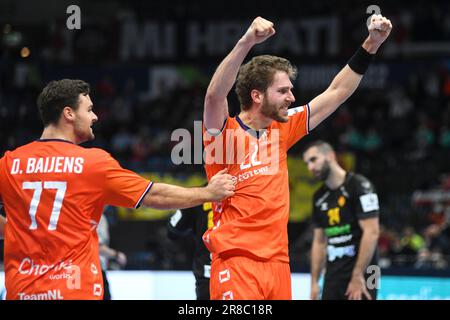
[
  {"left": 0, "top": 139, "right": 152, "bottom": 300},
  {"left": 203, "top": 105, "right": 310, "bottom": 263}
]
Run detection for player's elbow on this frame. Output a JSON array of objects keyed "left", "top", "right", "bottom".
[
  {"left": 364, "top": 225, "right": 380, "bottom": 239},
  {"left": 204, "top": 92, "right": 222, "bottom": 110}
]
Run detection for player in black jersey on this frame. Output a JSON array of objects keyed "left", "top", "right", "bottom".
[
  {"left": 303, "top": 141, "right": 380, "bottom": 300},
  {"left": 168, "top": 202, "right": 213, "bottom": 300}
]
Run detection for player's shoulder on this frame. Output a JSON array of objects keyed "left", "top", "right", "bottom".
[
  {"left": 347, "top": 172, "right": 376, "bottom": 192},
  {"left": 222, "top": 116, "right": 239, "bottom": 131},
  {"left": 82, "top": 147, "right": 111, "bottom": 158},
  {"left": 204, "top": 116, "right": 238, "bottom": 137},
  {"left": 66, "top": 147, "right": 115, "bottom": 169},
  {"left": 4, "top": 141, "right": 36, "bottom": 155},
  {"left": 1, "top": 141, "right": 44, "bottom": 161}
]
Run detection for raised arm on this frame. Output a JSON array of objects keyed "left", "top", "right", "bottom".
[
  {"left": 204, "top": 17, "right": 275, "bottom": 131},
  {"left": 142, "top": 169, "right": 235, "bottom": 210},
  {"left": 308, "top": 14, "right": 392, "bottom": 130}
]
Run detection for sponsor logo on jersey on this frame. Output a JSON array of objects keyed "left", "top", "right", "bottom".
[
  {"left": 93, "top": 283, "right": 103, "bottom": 297},
  {"left": 338, "top": 195, "right": 346, "bottom": 207},
  {"left": 315, "top": 191, "right": 330, "bottom": 207},
  {"left": 219, "top": 269, "right": 230, "bottom": 283},
  {"left": 232, "top": 165, "right": 270, "bottom": 183},
  {"left": 91, "top": 263, "right": 98, "bottom": 275},
  {"left": 325, "top": 224, "right": 351, "bottom": 237},
  {"left": 18, "top": 258, "right": 73, "bottom": 276},
  {"left": 360, "top": 193, "right": 379, "bottom": 212},
  {"left": 339, "top": 186, "right": 349, "bottom": 198},
  {"left": 222, "top": 291, "right": 234, "bottom": 300},
  {"left": 328, "top": 234, "right": 353, "bottom": 245},
  {"left": 287, "top": 106, "right": 304, "bottom": 116},
  {"left": 327, "top": 207, "right": 341, "bottom": 225},
  {"left": 327, "top": 244, "right": 356, "bottom": 262}
]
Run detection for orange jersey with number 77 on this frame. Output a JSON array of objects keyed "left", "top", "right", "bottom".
[{"left": 0, "top": 139, "right": 152, "bottom": 300}]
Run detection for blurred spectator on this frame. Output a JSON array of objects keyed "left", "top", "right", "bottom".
[
  {"left": 400, "top": 226, "right": 426, "bottom": 257},
  {"left": 439, "top": 125, "right": 450, "bottom": 148},
  {"left": 363, "top": 127, "right": 383, "bottom": 152}
]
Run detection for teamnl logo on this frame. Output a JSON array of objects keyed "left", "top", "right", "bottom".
[{"left": 171, "top": 121, "right": 280, "bottom": 176}]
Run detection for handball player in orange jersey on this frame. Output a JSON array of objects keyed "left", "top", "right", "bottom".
[
  {"left": 0, "top": 79, "right": 235, "bottom": 300},
  {"left": 203, "top": 15, "right": 392, "bottom": 300}
]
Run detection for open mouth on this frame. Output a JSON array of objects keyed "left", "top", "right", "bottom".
[{"left": 281, "top": 103, "right": 290, "bottom": 112}]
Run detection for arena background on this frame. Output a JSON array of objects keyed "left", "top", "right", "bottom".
[{"left": 0, "top": 0, "right": 449, "bottom": 299}]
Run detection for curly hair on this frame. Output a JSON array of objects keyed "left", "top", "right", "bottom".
[{"left": 235, "top": 55, "right": 297, "bottom": 110}]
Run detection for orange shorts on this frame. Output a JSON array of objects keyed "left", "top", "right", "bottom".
[{"left": 210, "top": 255, "right": 292, "bottom": 300}]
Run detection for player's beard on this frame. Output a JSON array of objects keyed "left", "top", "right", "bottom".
[
  {"left": 316, "top": 161, "right": 331, "bottom": 181},
  {"left": 74, "top": 121, "right": 95, "bottom": 143},
  {"left": 261, "top": 97, "right": 289, "bottom": 123}
]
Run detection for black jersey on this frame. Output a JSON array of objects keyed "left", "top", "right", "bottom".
[
  {"left": 312, "top": 172, "right": 379, "bottom": 283},
  {"left": 168, "top": 202, "right": 213, "bottom": 290}
]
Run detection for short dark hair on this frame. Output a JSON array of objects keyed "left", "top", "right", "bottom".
[
  {"left": 235, "top": 55, "right": 297, "bottom": 110},
  {"left": 37, "top": 79, "right": 90, "bottom": 126},
  {"left": 302, "top": 140, "right": 335, "bottom": 156}
]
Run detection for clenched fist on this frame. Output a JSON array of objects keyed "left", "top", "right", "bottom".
[
  {"left": 367, "top": 14, "right": 392, "bottom": 46},
  {"left": 241, "top": 16, "right": 276, "bottom": 45}
]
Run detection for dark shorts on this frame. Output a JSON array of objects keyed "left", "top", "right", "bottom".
[
  {"left": 102, "top": 269, "right": 111, "bottom": 300},
  {"left": 196, "top": 278, "right": 210, "bottom": 300}
]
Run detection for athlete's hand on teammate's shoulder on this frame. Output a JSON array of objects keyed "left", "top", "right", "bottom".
[{"left": 206, "top": 168, "right": 235, "bottom": 201}]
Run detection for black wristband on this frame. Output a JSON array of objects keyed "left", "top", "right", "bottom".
[{"left": 347, "top": 46, "right": 374, "bottom": 75}]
